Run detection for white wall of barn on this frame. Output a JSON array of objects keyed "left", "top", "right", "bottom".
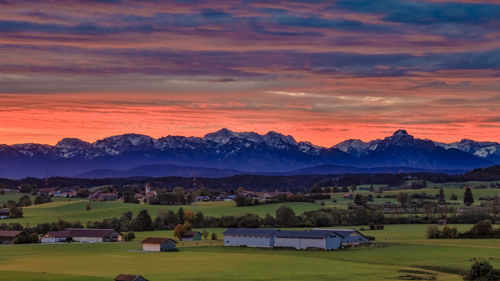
[
  {"left": 274, "top": 237, "right": 326, "bottom": 249},
  {"left": 73, "top": 237, "right": 103, "bottom": 243},
  {"left": 224, "top": 235, "right": 273, "bottom": 247}
]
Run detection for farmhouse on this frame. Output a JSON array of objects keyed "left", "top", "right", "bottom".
[
  {"left": 141, "top": 237, "right": 178, "bottom": 252},
  {"left": 315, "top": 229, "right": 369, "bottom": 245},
  {"left": 67, "top": 228, "right": 122, "bottom": 243},
  {"left": 224, "top": 228, "right": 278, "bottom": 248},
  {"left": 114, "top": 274, "right": 149, "bottom": 281},
  {"left": 274, "top": 230, "right": 341, "bottom": 250},
  {"left": 41, "top": 230, "right": 70, "bottom": 243},
  {"left": 0, "top": 230, "right": 23, "bottom": 244},
  {"left": 41, "top": 228, "right": 122, "bottom": 243},
  {"left": 181, "top": 231, "right": 202, "bottom": 241},
  {"left": 0, "top": 208, "right": 9, "bottom": 219}
]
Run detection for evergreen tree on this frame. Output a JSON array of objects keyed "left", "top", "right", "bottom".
[
  {"left": 464, "top": 187, "right": 474, "bottom": 206},
  {"left": 177, "top": 207, "right": 185, "bottom": 224},
  {"left": 130, "top": 210, "right": 154, "bottom": 231}
]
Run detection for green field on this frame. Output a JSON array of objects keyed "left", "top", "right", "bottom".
[
  {"left": 4, "top": 199, "right": 323, "bottom": 225},
  {"left": 3, "top": 181, "right": 500, "bottom": 226},
  {"left": 1, "top": 224, "right": 499, "bottom": 281},
  {"left": 0, "top": 191, "right": 68, "bottom": 205}
]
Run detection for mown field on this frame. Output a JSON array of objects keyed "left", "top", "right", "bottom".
[
  {"left": 4, "top": 198, "right": 323, "bottom": 225},
  {"left": 1, "top": 224, "right": 499, "bottom": 281}
]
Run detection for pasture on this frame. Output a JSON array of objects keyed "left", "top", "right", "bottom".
[
  {"left": 1, "top": 224, "right": 498, "bottom": 281},
  {"left": 5, "top": 200, "right": 323, "bottom": 225}
]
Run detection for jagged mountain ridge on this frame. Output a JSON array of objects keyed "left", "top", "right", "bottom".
[
  {"left": 0, "top": 129, "right": 496, "bottom": 178},
  {"left": 336, "top": 130, "right": 500, "bottom": 164}
]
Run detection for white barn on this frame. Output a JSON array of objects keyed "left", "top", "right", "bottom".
[
  {"left": 274, "top": 230, "right": 341, "bottom": 250},
  {"left": 224, "top": 228, "right": 278, "bottom": 248}
]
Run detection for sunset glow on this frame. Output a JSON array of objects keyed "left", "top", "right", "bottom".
[{"left": 1, "top": 0, "right": 499, "bottom": 146}]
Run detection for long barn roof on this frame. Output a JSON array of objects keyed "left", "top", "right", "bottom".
[{"left": 224, "top": 228, "right": 279, "bottom": 236}]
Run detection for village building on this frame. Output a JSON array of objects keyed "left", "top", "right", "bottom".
[
  {"left": 0, "top": 208, "right": 10, "bottom": 219},
  {"left": 141, "top": 237, "right": 178, "bottom": 252},
  {"left": 224, "top": 228, "right": 279, "bottom": 248},
  {"left": 37, "top": 187, "right": 56, "bottom": 196},
  {"left": 42, "top": 228, "right": 122, "bottom": 243},
  {"left": 195, "top": 195, "right": 211, "bottom": 202},
  {"left": 343, "top": 193, "right": 353, "bottom": 199},
  {"left": 274, "top": 230, "right": 342, "bottom": 250},
  {"left": 144, "top": 185, "right": 157, "bottom": 200},
  {"left": 0, "top": 230, "right": 23, "bottom": 244},
  {"left": 181, "top": 231, "right": 202, "bottom": 241},
  {"left": 114, "top": 274, "right": 149, "bottom": 281},
  {"left": 100, "top": 192, "right": 118, "bottom": 201}
]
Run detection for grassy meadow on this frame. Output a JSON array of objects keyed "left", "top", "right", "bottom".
[
  {"left": 5, "top": 199, "right": 323, "bottom": 225},
  {"left": 2, "top": 180, "right": 500, "bottom": 226},
  {"left": 1, "top": 224, "right": 499, "bottom": 281}
]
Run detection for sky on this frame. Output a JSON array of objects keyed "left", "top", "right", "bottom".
[{"left": 0, "top": 0, "right": 499, "bottom": 147}]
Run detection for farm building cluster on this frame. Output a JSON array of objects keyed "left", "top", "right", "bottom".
[
  {"left": 41, "top": 228, "right": 122, "bottom": 243},
  {"left": 223, "top": 228, "right": 368, "bottom": 250}
]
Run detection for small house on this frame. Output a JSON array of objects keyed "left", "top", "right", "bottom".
[
  {"left": 181, "top": 231, "right": 202, "bottom": 241},
  {"left": 224, "top": 228, "right": 278, "bottom": 248},
  {"left": 37, "top": 188, "right": 56, "bottom": 196},
  {"left": 343, "top": 193, "right": 353, "bottom": 199},
  {"left": 114, "top": 274, "right": 149, "bottom": 281},
  {"left": 0, "top": 230, "right": 23, "bottom": 244},
  {"left": 0, "top": 209, "right": 9, "bottom": 219},
  {"left": 141, "top": 237, "right": 178, "bottom": 252},
  {"left": 438, "top": 219, "right": 447, "bottom": 226},
  {"left": 274, "top": 230, "right": 341, "bottom": 250},
  {"left": 100, "top": 193, "right": 118, "bottom": 201}
]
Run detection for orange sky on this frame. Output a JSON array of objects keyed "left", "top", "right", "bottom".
[{"left": 0, "top": 0, "right": 499, "bottom": 146}]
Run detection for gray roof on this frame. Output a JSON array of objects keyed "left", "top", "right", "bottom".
[
  {"left": 275, "top": 230, "right": 338, "bottom": 239},
  {"left": 313, "top": 229, "right": 366, "bottom": 239},
  {"left": 224, "top": 228, "right": 279, "bottom": 236}
]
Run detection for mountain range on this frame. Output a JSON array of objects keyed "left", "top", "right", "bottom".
[{"left": 0, "top": 129, "right": 497, "bottom": 179}]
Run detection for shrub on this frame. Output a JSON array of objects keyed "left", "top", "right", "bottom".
[
  {"left": 426, "top": 225, "right": 440, "bottom": 239},
  {"left": 463, "top": 260, "right": 500, "bottom": 281}
]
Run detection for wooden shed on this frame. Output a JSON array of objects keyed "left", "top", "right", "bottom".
[
  {"left": 181, "top": 231, "right": 202, "bottom": 241},
  {"left": 141, "top": 237, "right": 178, "bottom": 252}
]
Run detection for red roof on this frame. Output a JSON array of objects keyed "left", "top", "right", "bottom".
[
  {"left": 0, "top": 230, "right": 23, "bottom": 237},
  {"left": 43, "top": 230, "right": 71, "bottom": 238},
  {"left": 182, "top": 231, "right": 201, "bottom": 237},
  {"left": 141, "top": 237, "right": 177, "bottom": 244}
]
